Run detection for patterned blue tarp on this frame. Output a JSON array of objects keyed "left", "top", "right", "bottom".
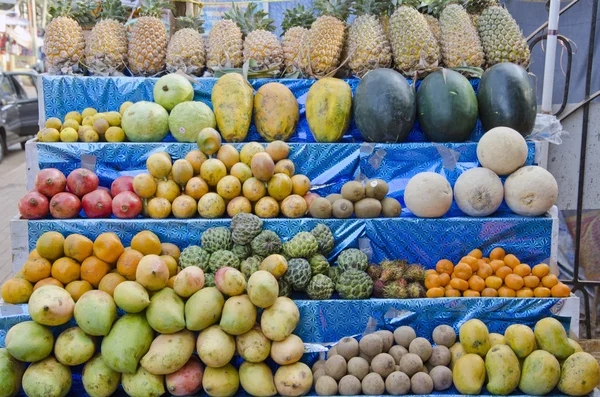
[{"left": 41, "top": 75, "right": 486, "bottom": 143}]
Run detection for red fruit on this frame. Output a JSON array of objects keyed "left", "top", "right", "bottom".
[
  {"left": 49, "top": 192, "right": 81, "bottom": 219},
  {"left": 303, "top": 192, "right": 320, "bottom": 208},
  {"left": 18, "top": 191, "right": 49, "bottom": 219},
  {"left": 35, "top": 168, "right": 67, "bottom": 197},
  {"left": 112, "top": 191, "right": 142, "bottom": 219},
  {"left": 111, "top": 176, "right": 134, "bottom": 197},
  {"left": 67, "top": 168, "right": 99, "bottom": 198},
  {"left": 82, "top": 189, "right": 113, "bottom": 218}
]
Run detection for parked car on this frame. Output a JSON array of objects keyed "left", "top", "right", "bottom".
[{"left": 0, "top": 71, "right": 39, "bottom": 163}]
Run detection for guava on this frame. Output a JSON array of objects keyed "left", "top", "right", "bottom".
[
  {"left": 121, "top": 101, "right": 169, "bottom": 142},
  {"left": 153, "top": 74, "right": 194, "bottom": 111},
  {"left": 168, "top": 101, "right": 217, "bottom": 143}
]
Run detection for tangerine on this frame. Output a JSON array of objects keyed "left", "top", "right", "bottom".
[
  {"left": 551, "top": 282, "right": 570, "bottom": 297},
  {"left": 51, "top": 257, "right": 81, "bottom": 284},
  {"left": 22, "top": 257, "right": 52, "bottom": 283},
  {"left": 93, "top": 232, "right": 124, "bottom": 264},
  {"left": 498, "top": 286, "right": 516, "bottom": 297},
  {"left": 80, "top": 256, "right": 111, "bottom": 287},
  {"left": 426, "top": 287, "right": 444, "bottom": 298},
  {"left": 495, "top": 266, "right": 513, "bottom": 280},
  {"left": 445, "top": 287, "right": 461, "bottom": 297},
  {"left": 63, "top": 234, "right": 93, "bottom": 262},
  {"left": 481, "top": 287, "right": 498, "bottom": 297},
  {"left": 33, "top": 277, "right": 64, "bottom": 291},
  {"left": 516, "top": 287, "right": 534, "bottom": 298},
  {"left": 131, "top": 230, "right": 162, "bottom": 255},
  {"left": 36, "top": 231, "right": 65, "bottom": 261},
  {"left": 454, "top": 263, "right": 473, "bottom": 280},
  {"left": 116, "top": 248, "right": 143, "bottom": 281},
  {"left": 489, "top": 247, "right": 506, "bottom": 260},
  {"left": 463, "top": 289, "right": 481, "bottom": 297},
  {"left": 523, "top": 275, "right": 540, "bottom": 289},
  {"left": 98, "top": 272, "right": 126, "bottom": 296},
  {"left": 438, "top": 273, "right": 450, "bottom": 287},
  {"left": 160, "top": 243, "right": 181, "bottom": 262},
  {"left": 425, "top": 274, "right": 442, "bottom": 289},
  {"left": 468, "top": 275, "right": 485, "bottom": 292},
  {"left": 532, "top": 263, "right": 550, "bottom": 278},
  {"left": 505, "top": 274, "right": 524, "bottom": 290},
  {"left": 65, "top": 280, "right": 93, "bottom": 301},
  {"left": 468, "top": 249, "right": 483, "bottom": 259},
  {"left": 476, "top": 263, "right": 493, "bottom": 279},
  {"left": 534, "top": 287, "right": 552, "bottom": 297},
  {"left": 1, "top": 278, "right": 33, "bottom": 303},
  {"left": 436, "top": 259, "right": 454, "bottom": 275},
  {"left": 542, "top": 274, "right": 559, "bottom": 289},
  {"left": 485, "top": 276, "right": 503, "bottom": 290},
  {"left": 460, "top": 256, "right": 479, "bottom": 271},
  {"left": 503, "top": 254, "right": 520, "bottom": 269},
  {"left": 514, "top": 264, "right": 531, "bottom": 277},
  {"left": 450, "top": 278, "right": 469, "bottom": 291},
  {"left": 489, "top": 260, "right": 505, "bottom": 273}
]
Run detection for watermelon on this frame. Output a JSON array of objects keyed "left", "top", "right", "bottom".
[
  {"left": 353, "top": 68, "right": 416, "bottom": 143},
  {"left": 478, "top": 63, "right": 537, "bottom": 136},
  {"left": 416, "top": 69, "right": 478, "bottom": 142}
]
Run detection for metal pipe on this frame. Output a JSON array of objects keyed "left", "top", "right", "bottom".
[
  {"left": 559, "top": 90, "right": 600, "bottom": 121},
  {"left": 541, "top": 0, "right": 562, "bottom": 113}
]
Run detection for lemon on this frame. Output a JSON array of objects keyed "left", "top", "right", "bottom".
[
  {"left": 81, "top": 107, "right": 98, "bottom": 118},
  {"left": 82, "top": 116, "right": 94, "bottom": 126},
  {"left": 39, "top": 128, "right": 60, "bottom": 142},
  {"left": 62, "top": 119, "right": 80, "bottom": 131},
  {"left": 104, "top": 111, "right": 122, "bottom": 126},
  {"left": 60, "top": 127, "right": 78, "bottom": 142},
  {"left": 120, "top": 101, "right": 134, "bottom": 115},
  {"left": 105, "top": 126, "right": 125, "bottom": 142},
  {"left": 64, "top": 111, "right": 82, "bottom": 124},
  {"left": 82, "top": 129, "right": 99, "bottom": 142},
  {"left": 92, "top": 113, "right": 107, "bottom": 122},
  {"left": 45, "top": 117, "right": 62, "bottom": 130}
]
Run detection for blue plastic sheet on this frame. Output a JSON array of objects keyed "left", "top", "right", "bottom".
[{"left": 42, "top": 75, "right": 485, "bottom": 143}]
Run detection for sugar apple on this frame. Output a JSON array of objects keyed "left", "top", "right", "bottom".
[
  {"left": 328, "top": 266, "right": 342, "bottom": 284},
  {"left": 309, "top": 254, "right": 330, "bottom": 276},
  {"left": 232, "top": 244, "right": 252, "bottom": 260},
  {"left": 283, "top": 232, "right": 319, "bottom": 258},
  {"left": 311, "top": 224, "right": 335, "bottom": 255},
  {"left": 337, "top": 248, "right": 369, "bottom": 272},
  {"left": 204, "top": 273, "right": 215, "bottom": 287},
  {"left": 307, "top": 274, "right": 335, "bottom": 300},
  {"left": 201, "top": 227, "right": 233, "bottom": 253},
  {"left": 251, "top": 230, "right": 282, "bottom": 257},
  {"left": 278, "top": 278, "right": 292, "bottom": 297},
  {"left": 336, "top": 269, "right": 373, "bottom": 299},
  {"left": 241, "top": 255, "right": 262, "bottom": 279},
  {"left": 209, "top": 249, "right": 240, "bottom": 272},
  {"left": 283, "top": 258, "right": 312, "bottom": 291},
  {"left": 231, "top": 213, "right": 263, "bottom": 245},
  {"left": 179, "top": 245, "right": 210, "bottom": 271}
]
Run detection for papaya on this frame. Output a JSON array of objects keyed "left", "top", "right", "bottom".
[
  {"left": 534, "top": 317, "right": 575, "bottom": 360},
  {"left": 254, "top": 83, "right": 298, "bottom": 142},
  {"left": 519, "top": 350, "right": 560, "bottom": 395},
  {"left": 211, "top": 73, "right": 253, "bottom": 142},
  {"left": 100, "top": 313, "right": 154, "bottom": 374},
  {"left": 141, "top": 330, "right": 195, "bottom": 375},
  {"left": 22, "top": 356, "right": 72, "bottom": 397},
  {"left": 485, "top": 344, "right": 520, "bottom": 395},
  {"left": 82, "top": 354, "right": 121, "bottom": 397},
  {"left": 0, "top": 348, "right": 25, "bottom": 397},
  {"left": 146, "top": 287, "right": 185, "bottom": 334},
  {"left": 306, "top": 77, "right": 352, "bottom": 143},
  {"left": 558, "top": 352, "right": 600, "bottom": 396},
  {"left": 459, "top": 319, "right": 490, "bottom": 357}
]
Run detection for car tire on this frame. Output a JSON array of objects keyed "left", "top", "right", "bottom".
[{"left": 0, "top": 133, "right": 5, "bottom": 164}]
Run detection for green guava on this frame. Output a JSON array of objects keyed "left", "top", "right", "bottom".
[
  {"left": 121, "top": 101, "right": 169, "bottom": 142},
  {"left": 168, "top": 101, "right": 217, "bottom": 143},
  {"left": 153, "top": 74, "right": 194, "bottom": 111}
]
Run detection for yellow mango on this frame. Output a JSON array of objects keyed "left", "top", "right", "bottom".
[
  {"left": 505, "top": 324, "right": 535, "bottom": 358},
  {"left": 460, "top": 319, "right": 490, "bottom": 357},
  {"left": 306, "top": 77, "right": 352, "bottom": 143},
  {"left": 211, "top": 74, "right": 253, "bottom": 142},
  {"left": 519, "top": 350, "right": 560, "bottom": 395},
  {"left": 453, "top": 354, "right": 486, "bottom": 395},
  {"left": 558, "top": 352, "right": 600, "bottom": 396},
  {"left": 254, "top": 83, "right": 299, "bottom": 142},
  {"left": 534, "top": 317, "right": 574, "bottom": 359},
  {"left": 450, "top": 342, "right": 467, "bottom": 370},
  {"left": 568, "top": 338, "right": 583, "bottom": 353},
  {"left": 489, "top": 333, "right": 507, "bottom": 346},
  {"left": 485, "top": 344, "right": 520, "bottom": 395}
]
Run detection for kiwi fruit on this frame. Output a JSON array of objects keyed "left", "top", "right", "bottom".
[
  {"left": 389, "top": 345, "right": 408, "bottom": 365},
  {"left": 362, "top": 373, "right": 385, "bottom": 395},
  {"left": 309, "top": 197, "right": 333, "bottom": 218},
  {"left": 366, "top": 179, "right": 389, "bottom": 200},
  {"left": 381, "top": 197, "right": 402, "bottom": 217},
  {"left": 410, "top": 372, "right": 433, "bottom": 395},
  {"left": 341, "top": 181, "right": 365, "bottom": 202},
  {"left": 326, "top": 193, "right": 343, "bottom": 204},
  {"left": 428, "top": 345, "right": 451, "bottom": 367},
  {"left": 337, "top": 337, "right": 359, "bottom": 361},
  {"left": 354, "top": 198, "right": 382, "bottom": 218},
  {"left": 347, "top": 357, "right": 369, "bottom": 381},
  {"left": 338, "top": 375, "right": 362, "bottom": 396},
  {"left": 409, "top": 337, "right": 432, "bottom": 362},
  {"left": 325, "top": 355, "right": 347, "bottom": 381},
  {"left": 332, "top": 199, "right": 354, "bottom": 219},
  {"left": 371, "top": 353, "right": 396, "bottom": 379},
  {"left": 386, "top": 371, "right": 411, "bottom": 395},
  {"left": 315, "top": 375, "right": 338, "bottom": 396},
  {"left": 359, "top": 334, "right": 383, "bottom": 357},
  {"left": 394, "top": 326, "right": 416, "bottom": 348}
]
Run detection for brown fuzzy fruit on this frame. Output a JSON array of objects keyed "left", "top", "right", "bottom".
[
  {"left": 332, "top": 199, "right": 353, "bottom": 218},
  {"left": 309, "top": 197, "right": 333, "bottom": 218},
  {"left": 341, "top": 181, "right": 365, "bottom": 202}
]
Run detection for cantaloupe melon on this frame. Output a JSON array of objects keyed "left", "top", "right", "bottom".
[
  {"left": 454, "top": 168, "right": 503, "bottom": 217},
  {"left": 477, "top": 127, "right": 528, "bottom": 176},
  {"left": 504, "top": 166, "right": 558, "bottom": 216},
  {"left": 404, "top": 172, "right": 453, "bottom": 218}
]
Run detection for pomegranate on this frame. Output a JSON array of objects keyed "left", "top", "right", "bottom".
[
  {"left": 18, "top": 191, "right": 49, "bottom": 219},
  {"left": 97, "top": 186, "right": 111, "bottom": 194},
  {"left": 112, "top": 191, "right": 142, "bottom": 219},
  {"left": 49, "top": 192, "right": 81, "bottom": 219},
  {"left": 111, "top": 176, "right": 135, "bottom": 197},
  {"left": 35, "top": 168, "right": 67, "bottom": 197},
  {"left": 82, "top": 189, "right": 113, "bottom": 218},
  {"left": 66, "top": 168, "right": 99, "bottom": 197}
]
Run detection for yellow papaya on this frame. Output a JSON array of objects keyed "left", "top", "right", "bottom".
[
  {"left": 254, "top": 83, "right": 299, "bottom": 142},
  {"left": 212, "top": 74, "right": 253, "bottom": 142},
  {"left": 306, "top": 77, "right": 352, "bottom": 143}
]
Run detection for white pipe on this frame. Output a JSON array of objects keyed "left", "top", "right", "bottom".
[{"left": 541, "top": 0, "right": 561, "bottom": 114}]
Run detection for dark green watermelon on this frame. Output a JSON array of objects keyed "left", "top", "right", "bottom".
[
  {"left": 353, "top": 68, "right": 416, "bottom": 143},
  {"left": 416, "top": 69, "right": 478, "bottom": 142},
  {"left": 478, "top": 62, "right": 537, "bottom": 136}
]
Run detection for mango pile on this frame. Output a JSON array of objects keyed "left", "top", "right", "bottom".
[{"left": 424, "top": 247, "right": 571, "bottom": 298}]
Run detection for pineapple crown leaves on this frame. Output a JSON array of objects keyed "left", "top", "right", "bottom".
[
  {"left": 48, "top": 0, "right": 98, "bottom": 25},
  {"left": 138, "top": 0, "right": 173, "bottom": 18},
  {"left": 383, "top": 0, "right": 420, "bottom": 15},
  {"left": 281, "top": 4, "right": 315, "bottom": 33},
  {"left": 418, "top": 0, "right": 463, "bottom": 16},
  {"left": 352, "top": 0, "right": 389, "bottom": 16},
  {"left": 176, "top": 15, "right": 205, "bottom": 33},
  {"left": 314, "top": 0, "right": 351, "bottom": 21},
  {"left": 99, "top": 0, "right": 128, "bottom": 22},
  {"left": 223, "top": 2, "right": 275, "bottom": 36}
]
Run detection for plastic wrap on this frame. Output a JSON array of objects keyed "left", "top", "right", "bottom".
[{"left": 529, "top": 113, "right": 567, "bottom": 144}]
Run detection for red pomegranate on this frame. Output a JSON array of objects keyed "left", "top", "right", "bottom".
[
  {"left": 18, "top": 191, "right": 49, "bottom": 219},
  {"left": 112, "top": 191, "right": 142, "bottom": 219},
  {"left": 35, "top": 168, "right": 67, "bottom": 197},
  {"left": 82, "top": 189, "right": 113, "bottom": 218},
  {"left": 111, "top": 176, "right": 135, "bottom": 197},
  {"left": 49, "top": 192, "right": 81, "bottom": 219},
  {"left": 66, "top": 168, "right": 99, "bottom": 198}
]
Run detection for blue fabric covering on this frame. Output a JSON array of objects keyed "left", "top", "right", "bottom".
[{"left": 42, "top": 75, "right": 485, "bottom": 143}]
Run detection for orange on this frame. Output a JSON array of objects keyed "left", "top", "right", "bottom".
[
  {"left": 65, "top": 280, "right": 93, "bottom": 302},
  {"left": 454, "top": 263, "right": 473, "bottom": 280},
  {"left": 523, "top": 275, "right": 540, "bottom": 289},
  {"left": 63, "top": 234, "right": 94, "bottom": 263},
  {"left": 436, "top": 259, "right": 454, "bottom": 275},
  {"left": 161, "top": 255, "right": 178, "bottom": 278},
  {"left": 116, "top": 248, "right": 144, "bottom": 281},
  {"left": 425, "top": 269, "right": 438, "bottom": 277},
  {"left": 468, "top": 249, "right": 483, "bottom": 259},
  {"left": 468, "top": 275, "right": 485, "bottom": 292},
  {"left": 22, "top": 257, "right": 52, "bottom": 283},
  {"left": 36, "top": 231, "right": 65, "bottom": 261},
  {"left": 534, "top": 286, "right": 552, "bottom": 297},
  {"left": 438, "top": 273, "right": 450, "bottom": 287},
  {"left": 489, "top": 260, "right": 505, "bottom": 273},
  {"left": 167, "top": 275, "right": 177, "bottom": 289},
  {"left": 505, "top": 274, "right": 524, "bottom": 290},
  {"left": 451, "top": 272, "right": 456, "bottom": 279},
  {"left": 51, "top": 257, "right": 81, "bottom": 284},
  {"left": 1, "top": 278, "right": 33, "bottom": 304},
  {"left": 131, "top": 230, "right": 162, "bottom": 256},
  {"left": 98, "top": 273, "right": 126, "bottom": 296},
  {"left": 495, "top": 266, "right": 513, "bottom": 280},
  {"left": 532, "top": 263, "right": 550, "bottom": 278},
  {"left": 160, "top": 242, "right": 181, "bottom": 262},
  {"left": 482, "top": 258, "right": 490, "bottom": 263},
  {"left": 514, "top": 264, "right": 531, "bottom": 277},
  {"left": 460, "top": 256, "right": 479, "bottom": 271},
  {"left": 489, "top": 247, "right": 506, "bottom": 260},
  {"left": 485, "top": 276, "right": 503, "bottom": 290},
  {"left": 463, "top": 289, "right": 481, "bottom": 297},
  {"left": 450, "top": 278, "right": 469, "bottom": 291},
  {"left": 482, "top": 287, "right": 498, "bottom": 297},
  {"left": 445, "top": 287, "right": 461, "bottom": 297},
  {"left": 541, "top": 274, "right": 559, "bottom": 289},
  {"left": 503, "top": 254, "right": 520, "bottom": 269},
  {"left": 93, "top": 232, "right": 124, "bottom": 264},
  {"left": 426, "top": 287, "right": 445, "bottom": 298},
  {"left": 80, "top": 256, "right": 111, "bottom": 287},
  {"left": 551, "top": 283, "right": 570, "bottom": 298},
  {"left": 28, "top": 249, "right": 42, "bottom": 260},
  {"left": 498, "top": 285, "right": 516, "bottom": 297},
  {"left": 425, "top": 274, "right": 442, "bottom": 289},
  {"left": 33, "top": 277, "right": 64, "bottom": 291},
  {"left": 476, "top": 263, "right": 493, "bottom": 279},
  {"left": 516, "top": 287, "right": 534, "bottom": 298}
]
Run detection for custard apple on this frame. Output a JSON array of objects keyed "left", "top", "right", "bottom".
[
  {"left": 231, "top": 213, "right": 263, "bottom": 245},
  {"left": 284, "top": 258, "right": 312, "bottom": 291},
  {"left": 241, "top": 255, "right": 262, "bottom": 279},
  {"left": 311, "top": 224, "right": 335, "bottom": 255},
  {"left": 278, "top": 278, "right": 292, "bottom": 297},
  {"left": 179, "top": 245, "right": 210, "bottom": 271},
  {"left": 209, "top": 249, "right": 240, "bottom": 272},
  {"left": 204, "top": 273, "right": 215, "bottom": 287},
  {"left": 283, "top": 232, "right": 319, "bottom": 258},
  {"left": 307, "top": 274, "right": 335, "bottom": 300},
  {"left": 337, "top": 248, "right": 368, "bottom": 272},
  {"left": 309, "top": 254, "right": 330, "bottom": 276},
  {"left": 336, "top": 269, "right": 373, "bottom": 299},
  {"left": 232, "top": 244, "right": 252, "bottom": 260},
  {"left": 201, "top": 227, "right": 233, "bottom": 253},
  {"left": 251, "top": 230, "right": 282, "bottom": 257},
  {"left": 328, "top": 266, "right": 342, "bottom": 284}
]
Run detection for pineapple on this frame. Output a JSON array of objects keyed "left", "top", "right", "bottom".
[
  {"left": 464, "top": 0, "right": 498, "bottom": 14},
  {"left": 346, "top": 0, "right": 392, "bottom": 77},
  {"left": 281, "top": 5, "right": 315, "bottom": 74},
  {"left": 85, "top": 0, "right": 128, "bottom": 75},
  {"left": 387, "top": 0, "right": 439, "bottom": 76},
  {"left": 44, "top": 0, "right": 92, "bottom": 73},
  {"left": 206, "top": 20, "right": 243, "bottom": 70},
  {"left": 166, "top": 16, "right": 206, "bottom": 75},
  {"left": 127, "top": 0, "right": 170, "bottom": 76},
  {"left": 224, "top": 2, "right": 284, "bottom": 72},
  {"left": 304, "top": 0, "right": 350, "bottom": 77},
  {"left": 478, "top": 6, "right": 530, "bottom": 67}
]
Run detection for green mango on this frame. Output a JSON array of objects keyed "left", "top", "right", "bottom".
[
  {"left": 22, "top": 356, "right": 71, "bottom": 397},
  {"left": 0, "top": 348, "right": 25, "bottom": 397},
  {"left": 141, "top": 330, "right": 195, "bottom": 375},
  {"left": 82, "top": 354, "right": 121, "bottom": 397},
  {"left": 519, "top": 350, "right": 560, "bottom": 395},
  {"left": 5, "top": 321, "right": 53, "bottom": 362},
  {"left": 185, "top": 287, "right": 225, "bottom": 331},
  {"left": 101, "top": 313, "right": 154, "bottom": 374},
  {"left": 239, "top": 362, "right": 277, "bottom": 397},
  {"left": 558, "top": 352, "right": 600, "bottom": 396},
  {"left": 534, "top": 317, "right": 575, "bottom": 359},
  {"left": 122, "top": 366, "right": 165, "bottom": 397},
  {"left": 146, "top": 287, "right": 185, "bottom": 333}
]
